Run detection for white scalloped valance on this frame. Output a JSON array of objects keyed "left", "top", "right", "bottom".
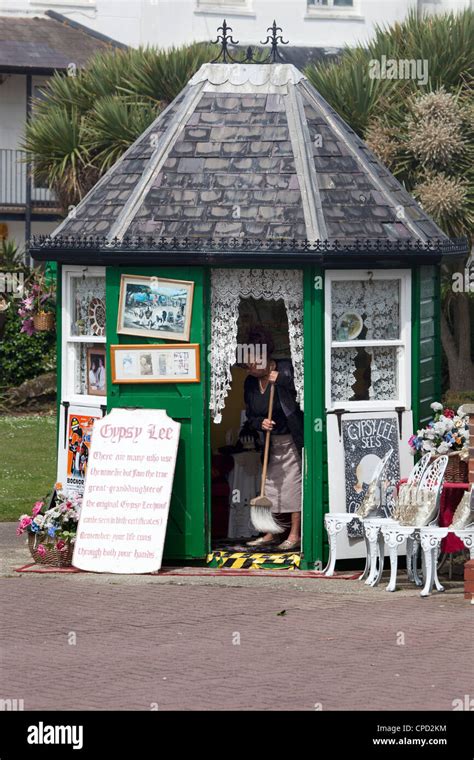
[
  {"left": 189, "top": 63, "right": 305, "bottom": 90},
  {"left": 210, "top": 269, "right": 304, "bottom": 423}
]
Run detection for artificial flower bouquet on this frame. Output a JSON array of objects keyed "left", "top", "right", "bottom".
[
  {"left": 408, "top": 402, "right": 469, "bottom": 456},
  {"left": 408, "top": 402, "right": 469, "bottom": 482},
  {"left": 17, "top": 484, "right": 81, "bottom": 566}
]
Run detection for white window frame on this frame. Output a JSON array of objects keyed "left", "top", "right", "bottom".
[
  {"left": 61, "top": 265, "right": 106, "bottom": 407},
  {"left": 325, "top": 269, "right": 411, "bottom": 412},
  {"left": 31, "top": 1, "right": 96, "bottom": 8},
  {"left": 195, "top": 0, "right": 255, "bottom": 17},
  {"left": 306, "top": 0, "right": 362, "bottom": 21}
]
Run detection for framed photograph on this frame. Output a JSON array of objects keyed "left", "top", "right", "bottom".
[
  {"left": 110, "top": 344, "right": 200, "bottom": 384},
  {"left": 86, "top": 346, "right": 106, "bottom": 396},
  {"left": 117, "top": 275, "right": 194, "bottom": 342}
]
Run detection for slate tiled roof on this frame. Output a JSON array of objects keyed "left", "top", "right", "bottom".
[
  {"left": 51, "top": 62, "right": 447, "bottom": 245},
  {"left": 0, "top": 13, "right": 125, "bottom": 73}
]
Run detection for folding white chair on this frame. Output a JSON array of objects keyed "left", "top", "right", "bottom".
[
  {"left": 323, "top": 449, "right": 393, "bottom": 579},
  {"left": 381, "top": 455, "right": 447, "bottom": 595},
  {"left": 379, "top": 453, "right": 431, "bottom": 590}
]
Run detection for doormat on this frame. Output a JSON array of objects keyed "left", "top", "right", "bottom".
[
  {"left": 14, "top": 563, "right": 83, "bottom": 573},
  {"left": 207, "top": 550, "right": 302, "bottom": 570}
]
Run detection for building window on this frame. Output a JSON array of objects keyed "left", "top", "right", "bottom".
[
  {"left": 307, "top": 0, "right": 362, "bottom": 18},
  {"left": 325, "top": 270, "right": 411, "bottom": 410},
  {"left": 308, "top": 0, "right": 354, "bottom": 7},
  {"left": 30, "top": 1, "right": 96, "bottom": 8},
  {"left": 62, "top": 267, "right": 107, "bottom": 404},
  {"left": 196, "top": 0, "right": 253, "bottom": 14}
]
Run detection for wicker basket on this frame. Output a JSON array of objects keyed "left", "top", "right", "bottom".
[
  {"left": 432, "top": 451, "right": 469, "bottom": 483},
  {"left": 33, "top": 312, "right": 55, "bottom": 331},
  {"left": 28, "top": 533, "right": 74, "bottom": 567}
]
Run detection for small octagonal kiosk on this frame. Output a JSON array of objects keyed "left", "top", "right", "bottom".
[{"left": 31, "top": 51, "right": 468, "bottom": 569}]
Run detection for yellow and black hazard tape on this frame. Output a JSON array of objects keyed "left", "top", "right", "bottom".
[{"left": 206, "top": 550, "right": 301, "bottom": 570}]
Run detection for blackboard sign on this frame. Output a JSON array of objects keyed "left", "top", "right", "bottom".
[{"left": 342, "top": 416, "right": 400, "bottom": 537}]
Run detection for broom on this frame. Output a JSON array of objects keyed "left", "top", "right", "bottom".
[{"left": 250, "top": 381, "right": 285, "bottom": 535}]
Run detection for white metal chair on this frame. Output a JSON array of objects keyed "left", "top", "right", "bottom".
[
  {"left": 323, "top": 449, "right": 393, "bottom": 579},
  {"left": 451, "top": 483, "right": 474, "bottom": 565},
  {"left": 377, "top": 453, "right": 431, "bottom": 590},
  {"left": 381, "top": 455, "right": 448, "bottom": 595}
]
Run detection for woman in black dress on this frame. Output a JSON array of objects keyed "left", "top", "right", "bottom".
[{"left": 243, "top": 327, "right": 303, "bottom": 550}]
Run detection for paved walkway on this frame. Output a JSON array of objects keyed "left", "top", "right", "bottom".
[{"left": 1, "top": 523, "right": 472, "bottom": 710}]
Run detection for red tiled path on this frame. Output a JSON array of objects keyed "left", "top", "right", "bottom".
[{"left": 0, "top": 578, "right": 472, "bottom": 711}]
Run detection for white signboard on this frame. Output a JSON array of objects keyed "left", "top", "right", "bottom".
[
  {"left": 327, "top": 410, "right": 413, "bottom": 560},
  {"left": 73, "top": 408, "right": 180, "bottom": 573}
]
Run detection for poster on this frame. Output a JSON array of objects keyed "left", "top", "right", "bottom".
[
  {"left": 57, "top": 405, "right": 103, "bottom": 496},
  {"left": 73, "top": 408, "right": 180, "bottom": 574}
]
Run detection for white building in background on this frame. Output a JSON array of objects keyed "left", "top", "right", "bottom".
[
  {"left": 0, "top": 0, "right": 471, "bottom": 253},
  {"left": 1, "top": 0, "right": 471, "bottom": 48}
]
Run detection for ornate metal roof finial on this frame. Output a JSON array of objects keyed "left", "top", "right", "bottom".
[
  {"left": 261, "top": 20, "right": 289, "bottom": 62},
  {"left": 211, "top": 19, "right": 239, "bottom": 63}
]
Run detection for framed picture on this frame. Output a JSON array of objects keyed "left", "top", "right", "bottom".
[
  {"left": 117, "top": 275, "right": 194, "bottom": 342},
  {"left": 86, "top": 346, "right": 106, "bottom": 396},
  {"left": 110, "top": 344, "right": 200, "bottom": 384}
]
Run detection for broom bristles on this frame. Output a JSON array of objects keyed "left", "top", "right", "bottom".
[{"left": 250, "top": 506, "right": 285, "bottom": 534}]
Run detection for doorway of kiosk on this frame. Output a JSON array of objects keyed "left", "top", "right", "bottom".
[{"left": 209, "top": 296, "right": 301, "bottom": 560}]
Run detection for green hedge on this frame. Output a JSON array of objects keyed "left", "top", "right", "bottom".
[{"left": 0, "top": 299, "right": 56, "bottom": 388}]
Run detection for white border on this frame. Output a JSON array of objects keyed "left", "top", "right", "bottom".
[
  {"left": 324, "top": 269, "right": 411, "bottom": 412},
  {"left": 61, "top": 265, "right": 106, "bottom": 407}
]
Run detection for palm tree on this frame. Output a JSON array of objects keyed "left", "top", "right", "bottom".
[
  {"left": 306, "top": 9, "right": 474, "bottom": 395},
  {"left": 23, "top": 43, "right": 217, "bottom": 209}
]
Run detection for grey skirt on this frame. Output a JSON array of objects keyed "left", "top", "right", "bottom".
[{"left": 265, "top": 434, "right": 302, "bottom": 514}]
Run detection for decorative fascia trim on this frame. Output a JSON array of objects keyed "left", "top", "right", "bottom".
[
  {"left": 30, "top": 235, "right": 469, "bottom": 266},
  {"left": 189, "top": 62, "right": 305, "bottom": 89}
]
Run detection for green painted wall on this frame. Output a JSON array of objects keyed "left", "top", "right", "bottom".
[
  {"left": 105, "top": 266, "right": 208, "bottom": 561},
  {"left": 412, "top": 265, "right": 441, "bottom": 429},
  {"left": 302, "top": 267, "right": 326, "bottom": 568}
]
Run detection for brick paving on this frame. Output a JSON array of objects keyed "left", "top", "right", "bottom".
[{"left": 1, "top": 570, "right": 472, "bottom": 711}]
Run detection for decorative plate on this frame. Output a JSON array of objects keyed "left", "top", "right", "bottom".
[
  {"left": 336, "top": 311, "right": 363, "bottom": 341},
  {"left": 88, "top": 297, "right": 106, "bottom": 336}
]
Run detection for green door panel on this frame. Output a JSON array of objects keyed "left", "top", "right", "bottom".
[{"left": 105, "top": 266, "right": 207, "bottom": 560}]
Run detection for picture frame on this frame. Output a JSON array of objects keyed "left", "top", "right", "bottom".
[
  {"left": 117, "top": 274, "right": 194, "bottom": 342},
  {"left": 86, "top": 346, "right": 107, "bottom": 396},
  {"left": 110, "top": 344, "right": 201, "bottom": 384}
]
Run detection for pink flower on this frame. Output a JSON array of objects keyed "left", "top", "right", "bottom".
[
  {"left": 20, "top": 318, "right": 35, "bottom": 336},
  {"left": 32, "top": 502, "right": 43, "bottom": 516},
  {"left": 37, "top": 545, "right": 46, "bottom": 556},
  {"left": 444, "top": 408, "right": 455, "bottom": 419},
  {"left": 19, "top": 516, "right": 32, "bottom": 530}
]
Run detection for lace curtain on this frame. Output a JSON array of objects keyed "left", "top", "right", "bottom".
[
  {"left": 331, "top": 280, "right": 399, "bottom": 341},
  {"left": 210, "top": 269, "right": 304, "bottom": 423},
  {"left": 331, "top": 279, "right": 400, "bottom": 403},
  {"left": 369, "top": 346, "right": 398, "bottom": 400}
]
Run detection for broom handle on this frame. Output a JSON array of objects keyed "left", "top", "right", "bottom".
[{"left": 259, "top": 381, "right": 275, "bottom": 497}]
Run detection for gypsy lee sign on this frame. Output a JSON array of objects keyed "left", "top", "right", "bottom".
[
  {"left": 342, "top": 416, "right": 400, "bottom": 514},
  {"left": 73, "top": 409, "right": 180, "bottom": 573}
]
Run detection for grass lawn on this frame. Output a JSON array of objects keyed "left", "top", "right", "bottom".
[{"left": 0, "top": 413, "right": 57, "bottom": 521}]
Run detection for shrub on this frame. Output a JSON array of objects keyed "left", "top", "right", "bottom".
[{"left": 0, "top": 297, "right": 56, "bottom": 388}]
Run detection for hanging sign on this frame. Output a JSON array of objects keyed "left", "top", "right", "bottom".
[{"left": 73, "top": 408, "right": 180, "bottom": 574}]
